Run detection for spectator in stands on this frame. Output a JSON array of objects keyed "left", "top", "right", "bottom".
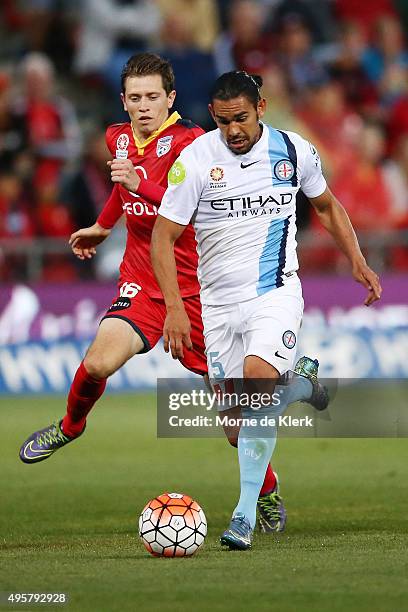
[
  {"left": 213, "top": 0, "right": 273, "bottom": 75},
  {"left": 387, "top": 93, "right": 408, "bottom": 154},
  {"left": 32, "top": 166, "right": 77, "bottom": 282},
  {"left": 74, "top": 0, "right": 161, "bottom": 92},
  {"left": 303, "top": 123, "right": 393, "bottom": 272},
  {"left": 275, "top": 14, "right": 328, "bottom": 100},
  {"left": 0, "top": 73, "right": 29, "bottom": 169},
  {"left": 15, "top": 52, "right": 81, "bottom": 189},
  {"left": 362, "top": 16, "right": 408, "bottom": 85},
  {"left": 383, "top": 134, "right": 408, "bottom": 269},
  {"left": 216, "top": 0, "right": 233, "bottom": 30},
  {"left": 383, "top": 134, "right": 408, "bottom": 227},
  {"left": 61, "top": 128, "right": 112, "bottom": 230},
  {"left": 395, "top": 0, "right": 408, "bottom": 35},
  {"left": 360, "top": 17, "right": 408, "bottom": 125},
  {"left": 0, "top": 163, "right": 37, "bottom": 277},
  {"left": 0, "top": 165, "right": 35, "bottom": 281},
  {"left": 158, "top": 13, "right": 217, "bottom": 129},
  {"left": 156, "top": 0, "right": 220, "bottom": 53},
  {"left": 328, "top": 21, "right": 377, "bottom": 114},
  {"left": 2, "top": 0, "right": 77, "bottom": 71},
  {"left": 0, "top": 166, "right": 34, "bottom": 240},
  {"left": 334, "top": 0, "right": 397, "bottom": 38},
  {"left": 267, "top": 0, "right": 336, "bottom": 45},
  {"left": 330, "top": 123, "right": 393, "bottom": 231},
  {"left": 296, "top": 76, "right": 362, "bottom": 180},
  {"left": 33, "top": 167, "right": 74, "bottom": 239},
  {"left": 260, "top": 62, "right": 317, "bottom": 139},
  {"left": 378, "top": 63, "right": 408, "bottom": 114}
]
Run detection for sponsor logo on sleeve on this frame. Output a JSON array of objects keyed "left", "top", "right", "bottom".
[
  {"left": 168, "top": 160, "right": 186, "bottom": 185},
  {"left": 309, "top": 142, "right": 321, "bottom": 167}
]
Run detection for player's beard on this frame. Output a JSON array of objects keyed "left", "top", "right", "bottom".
[
  {"left": 227, "top": 123, "right": 262, "bottom": 155},
  {"left": 227, "top": 137, "right": 251, "bottom": 154}
]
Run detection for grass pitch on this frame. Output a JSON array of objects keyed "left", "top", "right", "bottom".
[{"left": 0, "top": 393, "right": 407, "bottom": 612}]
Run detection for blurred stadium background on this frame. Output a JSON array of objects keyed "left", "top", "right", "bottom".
[{"left": 0, "top": 0, "right": 407, "bottom": 392}]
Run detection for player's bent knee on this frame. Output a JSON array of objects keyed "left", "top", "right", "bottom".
[
  {"left": 83, "top": 352, "right": 118, "bottom": 380},
  {"left": 83, "top": 318, "right": 145, "bottom": 379}
]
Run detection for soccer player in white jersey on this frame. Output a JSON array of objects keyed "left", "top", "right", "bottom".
[{"left": 151, "top": 71, "right": 382, "bottom": 550}]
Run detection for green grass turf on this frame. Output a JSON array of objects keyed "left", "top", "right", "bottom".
[{"left": 0, "top": 393, "right": 407, "bottom": 612}]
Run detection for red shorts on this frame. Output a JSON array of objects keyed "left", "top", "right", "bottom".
[{"left": 102, "top": 281, "right": 207, "bottom": 376}]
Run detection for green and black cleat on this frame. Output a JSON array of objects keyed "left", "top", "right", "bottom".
[{"left": 294, "top": 356, "right": 330, "bottom": 411}]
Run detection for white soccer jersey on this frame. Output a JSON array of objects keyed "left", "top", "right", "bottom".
[{"left": 159, "top": 123, "right": 327, "bottom": 305}]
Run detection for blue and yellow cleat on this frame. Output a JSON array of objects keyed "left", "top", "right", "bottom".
[
  {"left": 294, "top": 356, "right": 329, "bottom": 412},
  {"left": 19, "top": 420, "right": 83, "bottom": 464},
  {"left": 257, "top": 472, "right": 286, "bottom": 533},
  {"left": 220, "top": 513, "right": 253, "bottom": 550}
]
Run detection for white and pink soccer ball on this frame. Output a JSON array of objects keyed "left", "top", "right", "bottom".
[{"left": 139, "top": 492, "right": 207, "bottom": 557}]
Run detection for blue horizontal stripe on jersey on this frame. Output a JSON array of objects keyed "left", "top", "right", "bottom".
[
  {"left": 257, "top": 217, "right": 290, "bottom": 295},
  {"left": 267, "top": 126, "right": 298, "bottom": 187}
]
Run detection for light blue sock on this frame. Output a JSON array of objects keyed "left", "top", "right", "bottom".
[
  {"left": 233, "top": 415, "right": 277, "bottom": 529},
  {"left": 282, "top": 374, "right": 312, "bottom": 403},
  {"left": 232, "top": 376, "right": 311, "bottom": 528},
  {"left": 272, "top": 374, "right": 312, "bottom": 418}
]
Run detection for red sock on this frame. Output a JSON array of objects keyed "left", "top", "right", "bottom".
[
  {"left": 260, "top": 464, "right": 277, "bottom": 496},
  {"left": 61, "top": 361, "right": 107, "bottom": 437}
]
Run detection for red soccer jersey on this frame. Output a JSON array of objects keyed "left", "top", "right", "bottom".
[{"left": 98, "top": 111, "right": 204, "bottom": 298}]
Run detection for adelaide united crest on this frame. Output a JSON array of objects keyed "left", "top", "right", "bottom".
[{"left": 156, "top": 135, "right": 173, "bottom": 157}]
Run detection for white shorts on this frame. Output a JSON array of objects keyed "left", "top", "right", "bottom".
[{"left": 202, "top": 275, "right": 304, "bottom": 379}]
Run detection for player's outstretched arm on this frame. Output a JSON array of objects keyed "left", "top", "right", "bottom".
[
  {"left": 309, "top": 187, "right": 382, "bottom": 306},
  {"left": 151, "top": 215, "right": 192, "bottom": 359},
  {"left": 69, "top": 223, "right": 111, "bottom": 260}
]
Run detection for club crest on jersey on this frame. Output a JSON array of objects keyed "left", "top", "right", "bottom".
[
  {"left": 156, "top": 135, "right": 173, "bottom": 157},
  {"left": 282, "top": 330, "right": 296, "bottom": 349},
  {"left": 274, "top": 159, "right": 294, "bottom": 181},
  {"left": 116, "top": 133, "right": 129, "bottom": 159}
]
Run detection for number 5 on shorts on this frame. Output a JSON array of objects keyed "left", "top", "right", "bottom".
[{"left": 209, "top": 352, "right": 225, "bottom": 379}]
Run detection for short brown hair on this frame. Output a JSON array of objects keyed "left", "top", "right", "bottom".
[{"left": 121, "top": 53, "right": 175, "bottom": 94}]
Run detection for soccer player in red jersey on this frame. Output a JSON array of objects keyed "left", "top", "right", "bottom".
[{"left": 19, "top": 53, "right": 323, "bottom": 532}]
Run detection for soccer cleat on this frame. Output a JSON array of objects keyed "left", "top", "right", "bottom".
[
  {"left": 19, "top": 420, "right": 84, "bottom": 464},
  {"left": 257, "top": 473, "right": 286, "bottom": 533},
  {"left": 220, "top": 513, "right": 253, "bottom": 550},
  {"left": 294, "top": 356, "right": 329, "bottom": 411}
]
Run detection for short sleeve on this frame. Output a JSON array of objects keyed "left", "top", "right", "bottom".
[
  {"left": 300, "top": 140, "right": 327, "bottom": 198},
  {"left": 159, "top": 145, "right": 203, "bottom": 226},
  {"left": 105, "top": 126, "right": 115, "bottom": 157}
]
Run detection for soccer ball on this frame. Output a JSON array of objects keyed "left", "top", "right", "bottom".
[{"left": 139, "top": 492, "right": 207, "bottom": 557}]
